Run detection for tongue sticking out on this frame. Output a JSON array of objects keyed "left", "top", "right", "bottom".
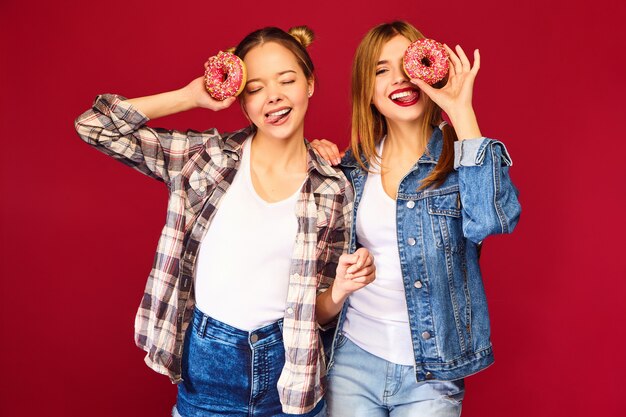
[{"left": 266, "top": 109, "right": 291, "bottom": 124}]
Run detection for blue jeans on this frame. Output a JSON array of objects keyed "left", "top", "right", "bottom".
[
  {"left": 327, "top": 335, "right": 464, "bottom": 417},
  {"left": 174, "top": 308, "right": 326, "bottom": 417}
]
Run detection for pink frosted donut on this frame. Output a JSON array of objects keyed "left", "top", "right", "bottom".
[
  {"left": 204, "top": 51, "right": 247, "bottom": 101},
  {"left": 403, "top": 39, "right": 449, "bottom": 85}
]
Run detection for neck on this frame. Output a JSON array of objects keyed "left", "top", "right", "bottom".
[
  {"left": 384, "top": 118, "right": 432, "bottom": 156},
  {"left": 251, "top": 130, "right": 307, "bottom": 172}
]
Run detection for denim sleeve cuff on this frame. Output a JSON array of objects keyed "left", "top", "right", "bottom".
[
  {"left": 454, "top": 137, "right": 487, "bottom": 169},
  {"left": 454, "top": 138, "right": 514, "bottom": 169}
]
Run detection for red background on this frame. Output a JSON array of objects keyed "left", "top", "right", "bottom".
[{"left": 1, "top": 0, "right": 625, "bottom": 416}]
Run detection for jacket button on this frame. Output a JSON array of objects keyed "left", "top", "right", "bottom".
[
  {"left": 414, "top": 280, "right": 423, "bottom": 289},
  {"left": 407, "top": 238, "right": 416, "bottom": 246},
  {"left": 406, "top": 201, "right": 415, "bottom": 209},
  {"left": 421, "top": 331, "right": 431, "bottom": 340},
  {"left": 425, "top": 372, "right": 434, "bottom": 380}
]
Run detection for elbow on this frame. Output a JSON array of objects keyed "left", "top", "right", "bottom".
[
  {"left": 463, "top": 202, "right": 522, "bottom": 243},
  {"left": 74, "top": 111, "right": 95, "bottom": 144}
]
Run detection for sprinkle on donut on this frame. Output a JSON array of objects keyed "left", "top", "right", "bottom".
[
  {"left": 403, "top": 39, "right": 449, "bottom": 85},
  {"left": 204, "top": 51, "right": 247, "bottom": 101}
]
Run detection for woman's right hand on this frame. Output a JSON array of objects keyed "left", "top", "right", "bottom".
[
  {"left": 183, "top": 76, "right": 236, "bottom": 112},
  {"left": 309, "top": 139, "right": 344, "bottom": 166}
]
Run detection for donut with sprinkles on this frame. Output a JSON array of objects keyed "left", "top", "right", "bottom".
[
  {"left": 403, "top": 39, "right": 449, "bottom": 85},
  {"left": 204, "top": 51, "right": 246, "bottom": 101}
]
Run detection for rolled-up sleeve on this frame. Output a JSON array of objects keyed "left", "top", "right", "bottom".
[
  {"left": 455, "top": 138, "right": 521, "bottom": 243},
  {"left": 74, "top": 94, "right": 211, "bottom": 183}
]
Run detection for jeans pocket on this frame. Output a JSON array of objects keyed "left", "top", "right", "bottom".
[
  {"left": 439, "top": 379, "right": 465, "bottom": 405},
  {"left": 181, "top": 328, "right": 247, "bottom": 404}
]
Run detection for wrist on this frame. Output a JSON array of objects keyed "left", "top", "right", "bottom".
[
  {"left": 448, "top": 107, "right": 482, "bottom": 140},
  {"left": 178, "top": 85, "right": 200, "bottom": 110},
  {"left": 330, "top": 282, "right": 349, "bottom": 305}
]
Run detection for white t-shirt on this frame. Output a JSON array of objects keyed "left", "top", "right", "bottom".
[
  {"left": 194, "top": 137, "right": 302, "bottom": 331},
  {"left": 343, "top": 138, "right": 415, "bottom": 365}
]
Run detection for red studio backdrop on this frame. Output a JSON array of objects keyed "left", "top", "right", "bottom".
[{"left": 1, "top": 0, "right": 625, "bottom": 416}]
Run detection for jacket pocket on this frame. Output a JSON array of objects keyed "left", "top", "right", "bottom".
[{"left": 427, "top": 188, "right": 463, "bottom": 252}]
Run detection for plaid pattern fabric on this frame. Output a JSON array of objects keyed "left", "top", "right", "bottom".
[{"left": 75, "top": 94, "right": 353, "bottom": 414}]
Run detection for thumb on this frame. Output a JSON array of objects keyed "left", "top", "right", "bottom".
[
  {"left": 410, "top": 78, "right": 436, "bottom": 98},
  {"left": 338, "top": 252, "right": 359, "bottom": 269}
]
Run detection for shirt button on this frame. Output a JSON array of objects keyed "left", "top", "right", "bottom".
[
  {"left": 286, "top": 307, "right": 294, "bottom": 315},
  {"left": 422, "top": 331, "right": 431, "bottom": 340},
  {"left": 414, "top": 280, "right": 423, "bottom": 289},
  {"left": 293, "top": 273, "right": 301, "bottom": 279},
  {"left": 250, "top": 333, "right": 259, "bottom": 343},
  {"left": 198, "top": 186, "right": 206, "bottom": 193},
  {"left": 407, "top": 237, "right": 416, "bottom": 246},
  {"left": 406, "top": 201, "right": 415, "bottom": 209}
]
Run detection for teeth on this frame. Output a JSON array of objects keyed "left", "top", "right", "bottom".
[
  {"left": 268, "top": 108, "right": 290, "bottom": 117},
  {"left": 391, "top": 91, "right": 414, "bottom": 100}
]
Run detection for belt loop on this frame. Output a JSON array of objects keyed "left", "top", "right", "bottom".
[
  {"left": 199, "top": 314, "right": 209, "bottom": 338},
  {"left": 277, "top": 319, "right": 283, "bottom": 333}
]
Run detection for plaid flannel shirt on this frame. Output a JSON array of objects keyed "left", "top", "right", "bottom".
[{"left": 74, "top": 94, "right": 353, "bottom": 414}]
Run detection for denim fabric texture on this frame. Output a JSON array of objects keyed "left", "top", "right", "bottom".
[
  {"left": 328, "top": 128, "right": 521, "bottom": 382},
  {"left": 175, "top": 308, "right": 326, "bottom": 417},
  {"left": 327, "top": 334, "right": 464, "bottom": 417}
]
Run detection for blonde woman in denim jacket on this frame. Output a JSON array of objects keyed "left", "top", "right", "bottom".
[{"left": 311, "top": 21, "right": 521, "bottom": 416}]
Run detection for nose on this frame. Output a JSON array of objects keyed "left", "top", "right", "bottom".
[
  {"left": 392, "top": 66, "right": 409, "bottom": 85},
  {"left": 266, "top": 83, "right": 283, "bottom": 104}
]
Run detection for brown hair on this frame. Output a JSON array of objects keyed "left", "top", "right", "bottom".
[
  {"left": 234, "top": 26, "right": 315, "bottom": 80},
  {"left": 351, "top": 21, "right": 457, "bottom": 189}
]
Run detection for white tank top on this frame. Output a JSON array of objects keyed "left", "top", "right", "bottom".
[
  {"left": 342, "top": 138, "right": 415, "bottom": 365},
  {"left": 194, "top": 137, "right": 302, "bottom": 331}
]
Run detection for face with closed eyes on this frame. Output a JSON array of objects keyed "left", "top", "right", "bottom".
[
  {"left": 240, "top": 42, "right": 314, "bottom": 142},
  {"left": 372, "top": 34, "right": 427, "bottom": 124}
]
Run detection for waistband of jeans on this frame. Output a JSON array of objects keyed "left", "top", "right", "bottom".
[{"left": 192, "top": 307, "right": 283, "bottom": 347}]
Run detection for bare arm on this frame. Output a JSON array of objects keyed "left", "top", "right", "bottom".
[
  {"left": 316, "top": 248, "right": 375, "bottom": 326},
  {"left": 127, "top": 76, "right": 236, "bottom": 119}
]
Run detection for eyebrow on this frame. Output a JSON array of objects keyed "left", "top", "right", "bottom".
[
  {"left": 246, "top": 70, "right": 297, "bottom": 84},
  {"left": 376, "top": 60, "right": 388, "bottom": 66}
]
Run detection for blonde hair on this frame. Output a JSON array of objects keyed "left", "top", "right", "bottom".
[{"left": 351, "top": 21, "right": 457, "bottom": 189}]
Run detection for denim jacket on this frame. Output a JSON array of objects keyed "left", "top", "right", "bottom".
[{"left": 328, "top": 127, "right": 521, "bottom": 381}]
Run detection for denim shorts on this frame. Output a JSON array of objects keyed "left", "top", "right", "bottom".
[
  {"left": 174, "top": 307, "right": 326, "bottom": 417},
  {"left": 327, "top": 334, "right": 464, "bottom": 417}
]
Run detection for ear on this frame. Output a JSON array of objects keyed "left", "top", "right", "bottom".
[{"left": 307, "top": 77, "right": 315, "bottom": 98}]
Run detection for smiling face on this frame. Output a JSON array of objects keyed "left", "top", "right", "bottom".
[
  {"left": 240, "top": 42, "right": 314, "bottom": 142},
  {"left": 372, "top": 35, "right": 427, "bottom": 125}
]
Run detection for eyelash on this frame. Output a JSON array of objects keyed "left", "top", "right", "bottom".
[
  {"left": 246, "top": 80, "right": 295, "bottom": 94},
  {"left": 376, "top": 68, "right": 388, "bottom": 76}
]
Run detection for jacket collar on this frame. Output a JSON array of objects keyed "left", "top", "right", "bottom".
[{"left": 342, "top": 126, "right": 444, "bottom": 170}]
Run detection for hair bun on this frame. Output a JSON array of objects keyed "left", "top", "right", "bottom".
[{"left": 288, "top": 26, "right": 315, "bottom": 48}]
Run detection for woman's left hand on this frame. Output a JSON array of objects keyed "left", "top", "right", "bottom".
[{"left": 410, "top": 44, "right": 482, "bottom": 139}]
